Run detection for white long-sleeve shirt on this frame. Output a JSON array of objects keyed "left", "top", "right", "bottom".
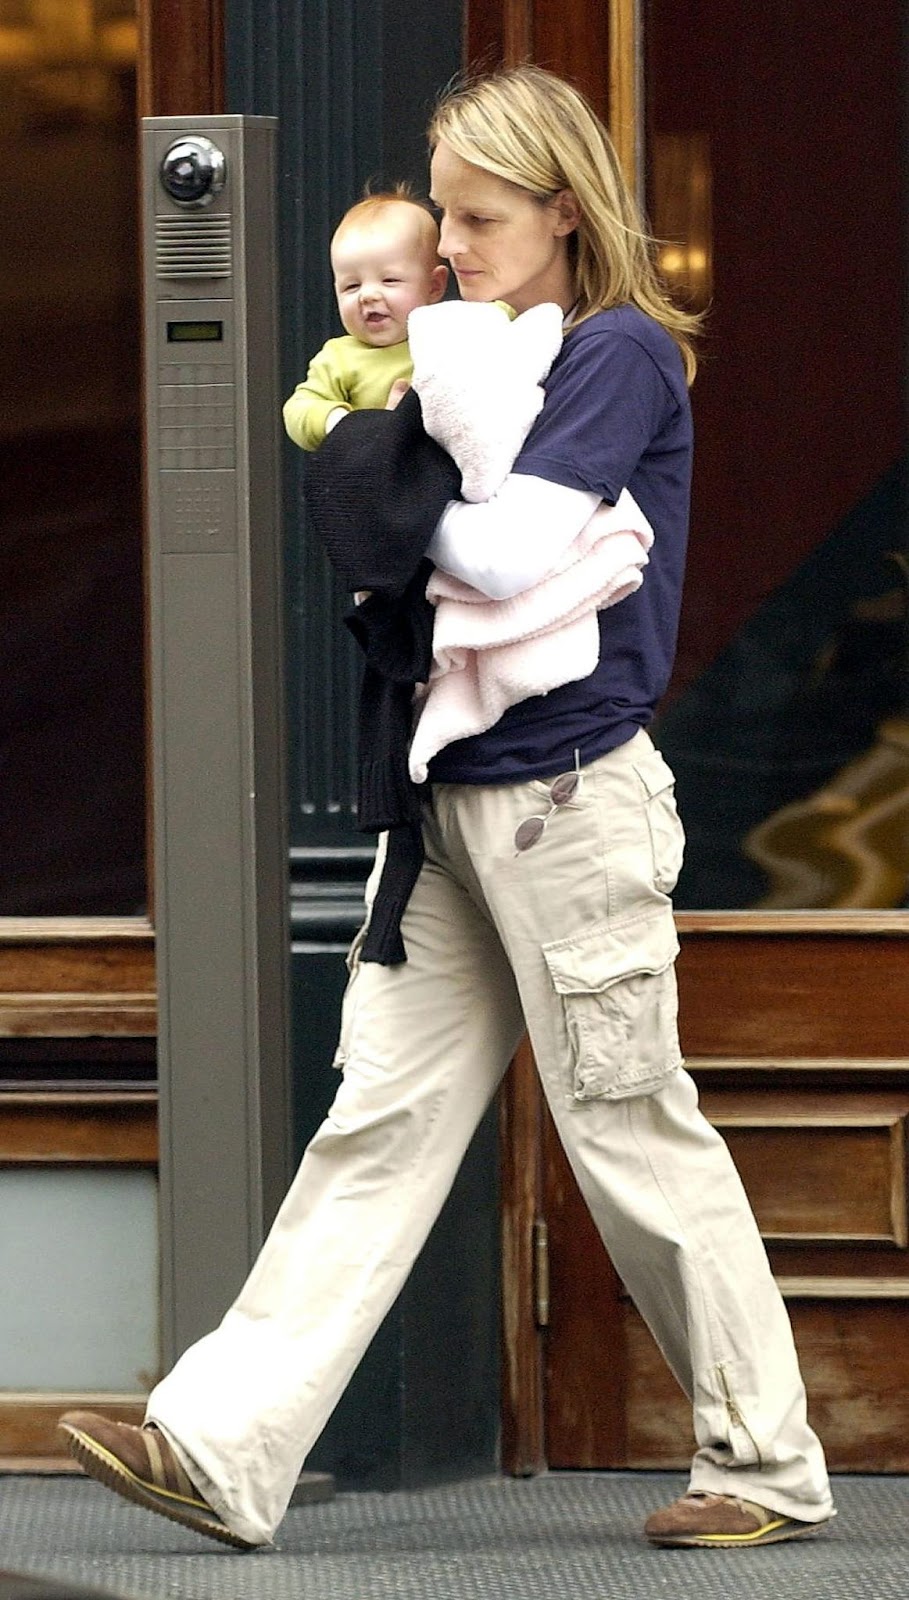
[{"left": 427, "top": 474, "right": 603, "bottom": 600}]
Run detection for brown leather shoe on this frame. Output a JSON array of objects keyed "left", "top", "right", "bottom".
[
  {"left": 644, "top": 1491, "right": 830, "bottom": 1548},
  {"left": 58, "top": 1410, "right": 257, "bottom": 1550}
]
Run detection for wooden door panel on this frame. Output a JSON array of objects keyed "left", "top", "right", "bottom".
[
  {"left": 138, "top": 0, "right": 223, "bottom": 117},
  {"left": 677, "top": 926, "right": 909, "bottom": 1060},
  {"left": 539, "top": 1061, "right": 909, "bottom": 1472},
  {"left": 465, "top": 0, "right": 610, "bottom": 123},
  {"left": 602, "top": 1297, "right": 909, "bottom": 1473},
  {"left": 541, "top": 1106, "right": 625, "bottom": 1468},
  {"left": 715, "top": 1113, "right": 907, "bottom": 1247}
]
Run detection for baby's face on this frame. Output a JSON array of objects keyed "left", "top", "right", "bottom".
[{"left": 331, "top": 212, "right": 446, "bottom": 347}]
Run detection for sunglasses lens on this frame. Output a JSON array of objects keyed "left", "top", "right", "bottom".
[
  {"left": 515, "top": 815, "right": 547, "bottom": 852},
  {"left": 549, "top": 771, "right": 580, "bottom": 806}
]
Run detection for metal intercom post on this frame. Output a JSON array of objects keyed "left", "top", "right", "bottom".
[{"left": 141, "top": 114, "right": 291, "bottom": 1364}]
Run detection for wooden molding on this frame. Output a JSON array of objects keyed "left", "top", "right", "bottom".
[
  {"left": 609, "top": 0, "right": 639, "bottom": 194},
  {"left": 676, "top": 911, "right": 909, "bottom": 936},
  {"left": 502, "top": 0, "right": 533, "bottom": 62},
  {"left": 0, "top": 1394, "right": 148, "bottom": 1464},
  {"left": 778, "top": 1277, "right": 909, "bottom": 1300},
  {"left": 0, "top": 919, "right": 154, "bottom": 942},
  {"left": 0, "top": 995, "right": 156, "bottom": 1037},
  {"left": 707, "top": 1105, "right": 909, "bottom": 1248},
  {"left": 138, "top": 0, "right": 224, "bottom": 119},
  {"left": 499, "top": 1038, "right": 546, "bottom": 1475},
  {"left": 712, "top": 1112, "right": 908, "bottom": 1128},
  {"left": 689, "top": 1057, "right": 909, "bottom": 1074},
  {"left": 0, "top": 1092, "right": 158, "bottom": 1164},
  {"left": 0, "top": 918, "right": 156, "bottom": 1039}
]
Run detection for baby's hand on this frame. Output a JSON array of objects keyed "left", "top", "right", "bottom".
[{"left": 385, "top": 379, "right": 411, "bottom": 410}]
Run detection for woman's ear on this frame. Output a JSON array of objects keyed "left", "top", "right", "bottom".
[{"left": 551, "top": 189, "right": 581, "bottom": 237}]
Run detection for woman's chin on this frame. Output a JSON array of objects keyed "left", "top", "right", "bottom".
[{"left": 455, "top": 278, "right": 489, "bottom": 300}]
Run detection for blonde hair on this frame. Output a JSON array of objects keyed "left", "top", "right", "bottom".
[
  {"left": 332, "top": 184, "right": 441, "bottom": 266},
  {"left": 429, "top": 66, "right": 701, "bottom": 383}
]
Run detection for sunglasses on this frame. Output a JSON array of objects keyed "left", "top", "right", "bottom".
[{"left": 514, "top": 751, "right": 582, "bottom": 853}]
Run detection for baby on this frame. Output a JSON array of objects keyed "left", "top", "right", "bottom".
[{"left": 283, "top": 190, "right": 448, "bottom": 451}]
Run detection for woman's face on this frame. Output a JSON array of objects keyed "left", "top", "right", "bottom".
[{"left": 429, "top": 141, "right": 577, "bottom": 314}]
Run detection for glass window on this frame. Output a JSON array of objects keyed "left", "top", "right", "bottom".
[
  {"left": 647, "top": 1, "right": 908, "bottom": 910},
  {"left": 0, "top": 1, "right": 145, "bottom": 914},
  {"left": 0, "top": 1167, "right": 158, "bottom": 1389}
]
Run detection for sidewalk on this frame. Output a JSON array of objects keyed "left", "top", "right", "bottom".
[{"left": 2, "top": 1470, "right": 905, "bottom": 1600}]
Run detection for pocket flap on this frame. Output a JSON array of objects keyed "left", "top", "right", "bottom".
[
  {"left": 632, "top": 746, "right": 676, "bottom": 800},
  {"left": 542, "top": 908, "right": 679, "bottom": 995}
]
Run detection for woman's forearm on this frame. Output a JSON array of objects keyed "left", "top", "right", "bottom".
[{"left": 427, "top": 473, "right": 602, "bottom": 600}]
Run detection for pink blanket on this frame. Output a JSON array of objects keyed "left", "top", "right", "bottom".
[{"left": 408, "top": 490, "right": 652, "bottom": 782}]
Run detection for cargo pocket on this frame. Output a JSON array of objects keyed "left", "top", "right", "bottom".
[
  {"left": 633, "top": 747, "right": 685, "bottom": 895},
  {"left": 542, "top": 907, "right": 683, "bottom": 1101}
]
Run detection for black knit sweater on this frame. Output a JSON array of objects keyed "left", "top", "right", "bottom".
[{"left": 304, "top": 390, "right": 461, "bottom": 963}]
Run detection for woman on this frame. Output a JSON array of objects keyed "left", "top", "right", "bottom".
[{"left": 60, "top": 65, "right": 833, "bottom": 1552}]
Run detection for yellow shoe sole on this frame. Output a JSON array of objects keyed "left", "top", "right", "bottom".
[
  {"left": 59, "top": 1421, "right": 258, "bottom": 1552},
  {"left": 647, "top": 1516, "right": 830, "bottom": 1548}
]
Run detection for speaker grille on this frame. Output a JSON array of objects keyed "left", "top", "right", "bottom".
[{"left": 155, "top": 214, "right": 232, "bottom": 279}]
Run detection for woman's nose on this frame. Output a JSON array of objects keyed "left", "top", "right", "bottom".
[{"left": 437, "top": 218, "right": 461, "bottom": 260}]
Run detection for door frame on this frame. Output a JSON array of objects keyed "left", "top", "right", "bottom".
[{"left": 0, "top": 0, "right": 223, "bottom": 1468}]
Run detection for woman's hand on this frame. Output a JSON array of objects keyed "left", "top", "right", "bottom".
[{"left": 385, "top": 378, "right": 411, "bottom": 410}]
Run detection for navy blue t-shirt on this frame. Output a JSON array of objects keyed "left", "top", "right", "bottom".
[{"left": 426, "top": 304, "right": 693, "bottom": 784}]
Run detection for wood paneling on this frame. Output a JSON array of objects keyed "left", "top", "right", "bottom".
[
  {"left": 533, "top": 0, "right": 610, "bottom": 122},
  {"left": 138, "top": 0, "right": 224, "bottom": 118},
  {"left": 539, "top": 1065, "right": 909, "bottom": 1471},
  {"left": 465, "top": 0, "right": 525, "bottom": 69},
  {"left": 500, "top": 1039, "right": 546, "bottom": 1474},
  {"left": 464, "top": 0, "right": 614, "bottom": 132},
  {"left": 712, "top": 1112, "right": 908, "bottom": 1246},
  {"left": 622, "top": 1296, "right": 909, "bottom": 1473},
  {"left": 606, "top": 0, "right": 637, "bottom": 187},
  {"left": 677, "top": 928, "right": 909, "bottom": 1058},
  {"left": 0, "top": 919, "right": 155, "bottom": 1038},
  {"left": 1, "top": 761, "right": 156, "bottom": 1484},
  {"left": 541, "top": 1127, "right": 624, "bottom": 1468},
  {"left": 0, "top": 1396, "right": 146, "bottom": 1467},
  {"left": 0, "top": 1093, "right": 157, "bottom": 1165}
]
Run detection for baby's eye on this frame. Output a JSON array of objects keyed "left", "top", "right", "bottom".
[{"left": 383, "top": 277, "right": 401, "bottom": 285}]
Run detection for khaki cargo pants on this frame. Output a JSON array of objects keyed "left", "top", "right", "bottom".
[{"left": 148, "top": 729, "right": 833, "bottom": 1546}]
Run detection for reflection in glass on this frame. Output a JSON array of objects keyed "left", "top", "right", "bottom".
[
  {"left": 657, "top": 472, "right": 909, "bottom": 909},
  {"left": 0, "top": 1, "right": 146, "bottom": 914},
  {"left": 646, "top": 0, "right": 908, "bottom": 911},
  {"left": 650, "top": 130, "right": 712, "bottom": 314}
]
